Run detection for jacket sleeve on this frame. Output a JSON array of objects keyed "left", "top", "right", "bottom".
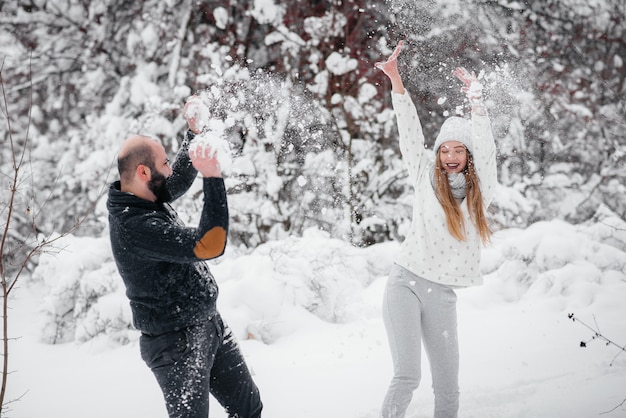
[
  {"left": 125, "top": 177, "right": 229, "bottom": 263},
  {"left": 165, "top": 130, "right": 198, "bottom": 202},
  {"left": 391, "top": 91, "right": 431, "bottom": 186},
  {"left": 192, "top": 177, "right": 229, "bottom": 259},
  {"left": 470, "top": 103, "right": 497, "bottom": 207}
]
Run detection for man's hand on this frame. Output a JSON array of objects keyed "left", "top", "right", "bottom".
[
  {"left": 184, "top": 95, "right": 209, "bottom": 134},
  {"left": 189, "top": 143, "right": 222, "bottom": 178}
]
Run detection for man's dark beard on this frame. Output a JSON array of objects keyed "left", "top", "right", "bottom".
[{"left": 147, "top": 168, "right": 172, "bottom": 203}]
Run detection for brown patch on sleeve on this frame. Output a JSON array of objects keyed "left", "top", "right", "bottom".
[{"left": 193, "top": 227, "right": 227, "bottom": 259}]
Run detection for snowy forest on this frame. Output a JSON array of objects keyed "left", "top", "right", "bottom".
[
  {"left": 1, "top": 1, "right": 626, "bottom": 417},
  {"left": 2, "top": 0, "right": 624, "bottom": 247}
]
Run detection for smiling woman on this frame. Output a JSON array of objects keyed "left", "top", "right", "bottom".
[
  {"left": 432, "top": 116, "right": 472, "bottom": 175},
  {"left": 438, "top": 142, "right": 468, "bottom": 174},
  {"left": 375, "top": 40, "right": 498, "bottom": 418},
  {"left": 431, "top": 113, "right": 491, "bottom": 244}
]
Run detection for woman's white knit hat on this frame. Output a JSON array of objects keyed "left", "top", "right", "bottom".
[{"left": 433, "top": 116, "right": 473, "bottom": 154}]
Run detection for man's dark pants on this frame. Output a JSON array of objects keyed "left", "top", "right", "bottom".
[{"left": 139, "top": 313, "right": 262, "bottom": 418}]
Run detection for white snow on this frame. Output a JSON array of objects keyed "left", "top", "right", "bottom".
[
  {"left": 4, "top": 2, "right": 625, "bottom": 417},
  {"left": 189, "top": 129, "right": 233, "bottom": 175},
  {"left": 184, "top": 96, "right": 212, "bottom": 131},
  {"left": 185, "top": 97, "right": 233, "bottom": 173},
  {"left": 6, "top": 209, "right": 626, "bottom": 418},
  {"left": 214, "top": 7, "right": 228, "bottom": 30},
  {"left": 325, "top": 52, "right": 358, "bottom": 76},
  {"left": 248, "top": 0, "right": 284, "bottom": 26}
]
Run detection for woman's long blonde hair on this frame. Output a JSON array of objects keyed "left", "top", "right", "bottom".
[{"left": 433, "top": 152, "right": 492, "bottom": 244}]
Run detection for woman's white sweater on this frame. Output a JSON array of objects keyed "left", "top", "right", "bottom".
[{"left": 392, "top": 91, "right": 497, "bottom": 287}]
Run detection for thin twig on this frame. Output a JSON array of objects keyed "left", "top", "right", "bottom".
[
  {"left": 568, "top": 313, "right": 626, "bottom": 365},
  {"left": 569, "top": 313, "right": 626, "bottom": 415},
  {"left": 600, "top": 398, "right": 626, "bottom": 416}
]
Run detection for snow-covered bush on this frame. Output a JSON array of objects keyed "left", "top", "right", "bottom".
[
  {"left": 481, "top": 205, "right": 626, "bottom": 305},
  {"left": 488, "top": 183, "right": 540, "bottom": 230},
  {"left": 31, "top": 234, "right": 133, "bottom": 345},
  {"left": 214, "top": 227, "right": 396, "bottom": 343},
  {"left": 29, "top": 205, "right": 626, "bottom": 347}
]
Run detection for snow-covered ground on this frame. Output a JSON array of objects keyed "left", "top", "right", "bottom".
[{"left": 6, "top": 207, "right": 626, "bottom": 418}]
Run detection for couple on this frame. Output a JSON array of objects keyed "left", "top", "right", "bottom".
[{"left": 106, "top": 41, "right": 496, "bottom": 418}]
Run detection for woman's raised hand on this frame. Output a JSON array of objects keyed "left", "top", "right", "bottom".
[
  {"left": 375, "top": 40, "right": 406, "bottom": 94},
  {"left": 375, "top": 40, "right": 404, "bottom": 78},
  {"left": 453, "top": 67, "right": 482, "bottom": 100}
]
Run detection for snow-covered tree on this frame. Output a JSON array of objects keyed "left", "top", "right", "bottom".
[
  {"left": 1, "top": 0, "right": 624, "bottom": 254},
  {"left": 473, "top": 0, "right": 626, "bottom": 221}
]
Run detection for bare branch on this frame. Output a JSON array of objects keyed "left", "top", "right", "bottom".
[
  {"left": 567, "top": 313, "right": 626, "bottom": 365},
  {"left": 0, "top": 50, "right": 102, "bottom": 413},
  {"left": 600, "top": 398, "right": 626, "bottom": 416}
]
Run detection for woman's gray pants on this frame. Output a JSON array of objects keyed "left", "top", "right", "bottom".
[{"left": 381, "top": 264, "right": 459, "bottom": 418}]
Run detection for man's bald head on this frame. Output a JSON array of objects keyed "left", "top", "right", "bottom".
[{"left": 117, "top": 135, "right": 158, "bottom": 184}]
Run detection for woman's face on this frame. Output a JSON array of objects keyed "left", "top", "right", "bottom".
[{"left": 438, "top": 141, "right": 468, "bottom": 174}]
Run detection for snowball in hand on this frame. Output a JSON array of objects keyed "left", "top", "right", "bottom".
[
  {"left": 184, "top": 96, "right": 211, "bottom": 131},
  {"left": 189, "top": 130, "right": 232, "bottom": 174}
]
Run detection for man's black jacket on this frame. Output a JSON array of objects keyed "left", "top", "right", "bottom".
[{"left": 107, "top": 133, "right": 228, "bottom": 335}]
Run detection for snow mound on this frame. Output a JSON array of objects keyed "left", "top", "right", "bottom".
[
  {"left": 30, "top": 207, "right": 626, "bottom": 348},
  {"left": 214, "top": 228, "right": 396, "bottom": 343},
  {"left": 31, "top": 235, "right": 133, "bottom": 345},
  {"left": 481, "top": 205, "right": 626, "bottom": 308}
]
